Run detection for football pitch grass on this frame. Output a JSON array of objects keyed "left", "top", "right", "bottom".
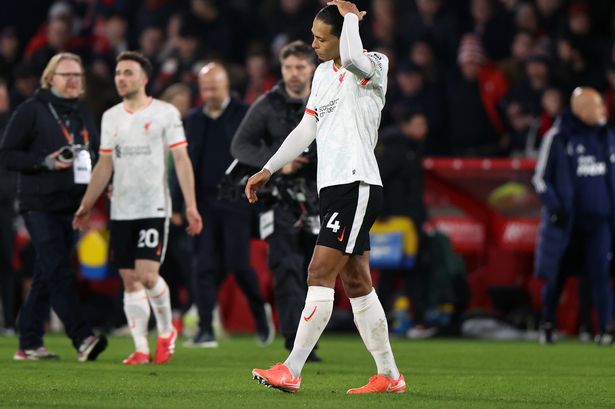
[{"left": 1, "top": 334, "right": 614, "bottom": 409}]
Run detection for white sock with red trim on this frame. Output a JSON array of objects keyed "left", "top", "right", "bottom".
[
  {"left": 145, "top": 277, "right": 174, "bottom": 338},
  {"left": 350, "top": 288, "right": 400, "bottom": 379},
  {"left": 284, "top": 286, "right": 334, "bottom": 378},
  {"left": 123, "top": 290, "right": 150, "bottom": 354}
]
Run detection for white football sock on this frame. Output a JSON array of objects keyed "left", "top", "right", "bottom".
[
  {"left": 350, "top": 288, "right": 401, "bottom": 379},
  {"left": 284, "top": 286, "right": 334, "bottom": 378},
  {"left": 124, "top": 290, "right": 151, "bottom": 354},
  {"left": 145, "top": 277, "right": 174, "bottom": 338}
]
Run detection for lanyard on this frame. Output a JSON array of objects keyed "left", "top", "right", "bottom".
[{"left": 47, "top": 103, "right": 89, "bottom": 146}]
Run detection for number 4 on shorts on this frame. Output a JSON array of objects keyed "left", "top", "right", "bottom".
[{"left": 326, "top": 212, "right": 341, "bottom": 233}]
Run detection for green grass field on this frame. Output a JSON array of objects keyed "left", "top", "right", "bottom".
[{"left": 1, "top": 334, "right": 614, "bottom": 409}]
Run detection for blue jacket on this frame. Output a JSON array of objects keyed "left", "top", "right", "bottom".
[{"left": 532, "top": 110, "right": 615, "bottom": 279}]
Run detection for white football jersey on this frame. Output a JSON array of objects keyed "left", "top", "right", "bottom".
[
  {"left": 306, "top": 52, "right": 388, "bottom": 191},
  {"left": 99, "top": 98, "right": 187, "bottom": 220}
]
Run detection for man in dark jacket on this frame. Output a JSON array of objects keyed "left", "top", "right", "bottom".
[
  {"left": 182, "top": 63, "right": 271, "bottom": 347},
  {"left": 231, "top": 41, "right": 321, "bottom": 359},
  {"left": 0, "top": 53, "right": 107, "bottom": 360},
  {"left": 0, "top": 81, "right": 17, "bottom": 335},
  {"left": 533, "top": 87, "right": 615, "bottom": 344},
  {"left": 375, "top": 110, "right": 429, "bottom": 329}
]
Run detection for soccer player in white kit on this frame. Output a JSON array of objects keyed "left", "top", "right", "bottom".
[
  {"left": 73, "top": 51, "right": 202, "bottom": 365},
  {"left": 247, "top": 1, "right": 405, "bottom": 394}
]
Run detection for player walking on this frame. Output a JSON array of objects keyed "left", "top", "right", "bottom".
[
  {"left": 246, "top": 1, "right": 405, "bottom": 394},
  {"left": 73, "top": 51, "right": 202, "bottom": 364}
]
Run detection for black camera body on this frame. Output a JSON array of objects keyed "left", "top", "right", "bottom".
[
  {"left": 218, "top": 148, "right": 319, "bottom": 233},
  {"left": 57, "top": 144, "right": 86, "bottom": 163}
]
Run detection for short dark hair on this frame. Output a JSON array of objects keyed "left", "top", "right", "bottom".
[
  {"left": 116, "top": 51, "right": 153, "bottom": 78},
  {"left": 315, "top": 5, "right": 344, "bottom": 38},
  {"left": 279, "top": 40, "right": 315, "bottom": 64}
]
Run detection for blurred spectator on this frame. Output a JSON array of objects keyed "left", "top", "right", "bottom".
[
  {"left": 408, "top": 39, "right": 440, "bottom": 84},
  {"left": 554, "top": 35, "right": 603, "bottom": 93},
  {"left": 160, "top": 83, "right": 195, "bottom": 335},
  {"left": 0, "top": 78, "right": 17, "bottom": 335},
  {"left": 82, "top": 58, "right": 120, "bottom": 124},
  {"left": 538, "top": 87, "right": 564, "bottom": 138},
  {"left": 135, "top": 0, "right": 179, "bottom": 36},
  {"left": 100, "top": 13, "right": 129, "bottom": 57},
  {"left": 514, "top": 2, "right": 541, "bottom": 37},
  {"left": 182, "top": 63, "right": 272, "bottom": 347},
  {"left": 0, "top": 28, "right": 20, "bottom": 86},
  {"left": 446, "top": 34, "right": 509, "bottom": 156},
  {"left": 385, "top": 60, "right": 445, "bottom": 152},
  {"left": 467, "top": 0, "right": 514, "bottom": 61},
  {"left": 242, "top": 50, "right": 276, "bottom": 105},
  {"left": 153, "top": 16, "right": 204, "bottom": 96},
  {"left": 10, "top": 63, "right": 39, "bottom": 108},
  {"left": 189, "top": 0, "right": 235, "bottom": 61},
  {"left": 604, "top": 64, "right": 615, "bottom": 126},
  {"left": 138, "top": 25, "right": 164, "bottom": 82},
  {"left": 505, "top": 54, "right": 551, "bottom": 117},
  {"left": 368, "top": 0, "right": 397, "bottom": 49},
  {"left": 498, "top": 30, "right": 535, "bottom": 86},
  {"left": 28, "top": 18, "right": 73, "bottom": 71},
  {"left": 535, "top": 0, "right": 565, "bottom": 39},
  {"left": 502, "top": 54, "right": 553, "bottom": 154},
  {"left": 514, "top": 85, "right": 564, "bottom": 157},
  {"left": 377, "top": 110, "right": 428, "bottom": 225},
  {"left": 399, "top": 0, "right": 458, "bottom": 64},
  {"left": 376, "top": 110, "right": 429, "bottom": 330},
  {"left": 161, "top": 83, "right": 193, "bottom": 120},
  {"left": 267, "top": 0, "right": 317, "bottom": 55}
]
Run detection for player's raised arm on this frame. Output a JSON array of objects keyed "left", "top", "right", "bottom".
[{"left": 329, "top": 1, "right": 372, "bottom": 78}]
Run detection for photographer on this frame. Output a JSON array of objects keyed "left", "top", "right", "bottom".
[
  {"left": 0, "top": 53, "right": 107, "bottom": 361},
  {"left": 231, "top": 41, "right": 321, "bottom": 360}
]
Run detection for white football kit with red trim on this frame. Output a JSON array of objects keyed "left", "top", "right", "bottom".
[
  {"left": 99, "top": 98, "right": 187, "bottom": 220},
  {"left": 304, "top": 51, "right": 388, "bottom": 191}
]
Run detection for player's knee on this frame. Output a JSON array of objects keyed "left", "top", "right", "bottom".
[
  {"left": 120, "top": 270, "right": 140, "bottom": 291},
  {"left": 307, "top": 261, "right": 335, "bottom": 287},
  {"left": 343, "top": 276, "right": 371, "bottom": 298},
  {"left": 140, "top": 271, "right": 160, "bottom": 289}
]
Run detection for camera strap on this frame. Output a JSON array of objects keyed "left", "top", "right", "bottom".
[{"left": 47, "top": 103, "right": 90, "bottom": 147}]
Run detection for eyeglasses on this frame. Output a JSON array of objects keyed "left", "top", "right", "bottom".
[{"left": 54, "top": 72, "right": 83, "bottom": 79}]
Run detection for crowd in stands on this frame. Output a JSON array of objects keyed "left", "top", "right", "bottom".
[{"left": 1, "top": 0, "right": 615, "bottom": 157}]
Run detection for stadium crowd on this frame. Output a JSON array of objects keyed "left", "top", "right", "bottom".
[{"left": 1, "top": 0, "right": 615, "bottom": 342}]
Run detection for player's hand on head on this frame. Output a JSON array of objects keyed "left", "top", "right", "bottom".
[
  {"left": 72, "top": 205, "right": 91, "bottom": 231},
  {"left": 327, "top": 0, "right": 367, "bottom": 20},
  {"left": 245, "top": 169, "right": 271, "bottom": 204},
  {"left": 185, "top": 206, "right": 203, "bottom": 236}
]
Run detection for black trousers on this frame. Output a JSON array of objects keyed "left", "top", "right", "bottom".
[
  {"left": 542, "top": 215, "right": 613, "bottom": 332},
  {"left": 160, "top": 222, "right": 193, "bottom": 313},
  {"left": 0, "top": 205, "right": 15, "bottom": 329},
  {"left": 266, "top": 206, "right": 316, "bottom": 350},
  {"left": 18, "top": 211, "right": 93, "bottom": 350},
  {"left": 193, "top": 200, "right": 267, "bottom": 335}
]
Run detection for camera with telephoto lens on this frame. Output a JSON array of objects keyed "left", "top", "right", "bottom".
[{"left": 57, "top": 144, "right": 85, "bottom": 163}]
